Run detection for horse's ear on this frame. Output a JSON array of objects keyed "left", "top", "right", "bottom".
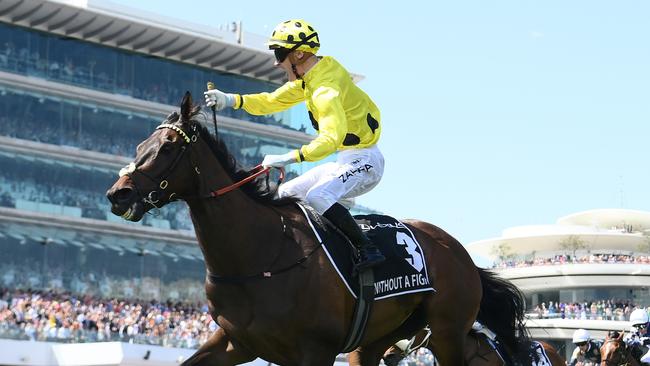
[
  {"left": 180, "top": 91, "right": 192, "bottom": 120},
  {"left": 618, "top": 330, "right": 625, "bottom": 340}
]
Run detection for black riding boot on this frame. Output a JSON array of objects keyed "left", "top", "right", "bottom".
[{"left": 323, "top": 203, "right": 385, "bottom": 271}]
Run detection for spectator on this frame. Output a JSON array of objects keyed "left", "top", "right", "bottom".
[{"left": 0, "top": 288, "right": 216, "bottom": 349}]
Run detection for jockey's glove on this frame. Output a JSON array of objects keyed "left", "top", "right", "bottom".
[
  {"left": 204, "top": 88, "right": 236, "bottom": 111},
  {"left": 262, "top": 151, "right": 298, "bottom": 168}
]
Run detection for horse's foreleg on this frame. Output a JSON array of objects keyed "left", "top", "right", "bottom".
[{"left": 181, "top": 328, "right": 255, "bottom": 366}]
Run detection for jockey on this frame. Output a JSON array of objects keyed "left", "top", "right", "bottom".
[
  {"left": 624, "top": 308, "right": 650, "bottom": 364},
  {"left": 204, "top": 19, "right": 385, "bottom": 271},
  {"left": 569, "top": 328, "right": 601, "bottom": 366}
]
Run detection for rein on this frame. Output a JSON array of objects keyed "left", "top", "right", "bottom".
[
  {"left": 210, "top": 164, "right": 284, "bottom": 197},
  {"left": 120, "top": 122, "right": 284, "bottom": 207}
]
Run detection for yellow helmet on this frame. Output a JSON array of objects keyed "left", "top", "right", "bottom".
[{"left": 267, "top": 19, "right": 320, "bottom": 54}]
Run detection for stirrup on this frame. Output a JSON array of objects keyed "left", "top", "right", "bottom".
[{"left": 355, "top": 250, "right": 385, "bottom": 272}]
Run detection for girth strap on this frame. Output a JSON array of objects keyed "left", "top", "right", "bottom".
[{"left": 341, "top": 268, "right": 375, "bottom": 353}]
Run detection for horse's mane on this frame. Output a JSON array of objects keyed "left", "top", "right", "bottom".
[{"left": 168, "top": 111, "right": 298, "bottom": 206}]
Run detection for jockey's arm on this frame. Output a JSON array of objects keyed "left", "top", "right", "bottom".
[
  {"left": 568, "top": 347, "right": 581, "bottom": 366},
  {"left": 625, "top": 332, "right": 642, "bottom": 346},
  {"left": 296, "top": 86, "right": 346, "bottom": 162},
  {"left": 235, "top": 80, "right": 305, "bottom": 115}
]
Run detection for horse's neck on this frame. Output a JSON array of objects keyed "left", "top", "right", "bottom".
[
  {"left": 183, "top": 145, "right": 295, "bottom": 275},
  {"left": 186, "top": 190, "right": 287, "bottom": 275}
]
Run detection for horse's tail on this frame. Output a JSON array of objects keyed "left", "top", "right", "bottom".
[{"left": 475, "top": 267, "right": 532, "bottom": 363}]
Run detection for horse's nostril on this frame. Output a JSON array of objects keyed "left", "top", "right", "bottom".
[{"left": 110, "top": 187, "right": 135, "bottom": 204}]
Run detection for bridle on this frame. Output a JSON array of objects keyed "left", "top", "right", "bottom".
[
  {"left": 119, "top": 120, "right": 284, "bottom": 215},
  {"left": 601, "top": 338, "right": 631, "bottom": 366}
]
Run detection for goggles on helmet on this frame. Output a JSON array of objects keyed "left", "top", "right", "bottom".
[{"left": 273, "top": 48, "right": 291, "bottom": 63}]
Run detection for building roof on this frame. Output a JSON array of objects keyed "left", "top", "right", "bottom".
[
  {"left": 0, "top": 0, "right": 358, "bottom": 84},
  {"left": 467, "top": 209, "right": 650, "bottom": 261},
  {"left": 557, "top": 209, "right": 650, "bottom": 231}
]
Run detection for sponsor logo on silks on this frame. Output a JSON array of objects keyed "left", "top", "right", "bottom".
[
  {"left": 359, "top": 221, "right": 406, "bottom": 231},
  {"left": 338, "top": 164, "right": 373, "bottom": 183}
]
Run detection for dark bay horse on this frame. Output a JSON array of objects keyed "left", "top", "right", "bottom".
[
  {"left": 600, "top": 331, "right": 640, "bottom": 366},
  {"left": 382, "top": 329, "right": 565, "bottom": 366},
  {"left": 106, "top": 92, "right": 532, "bottom": 366}
]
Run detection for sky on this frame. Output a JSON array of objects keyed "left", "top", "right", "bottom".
[{"left": 108, "top": 0, "right": 650, "bottom": 254}]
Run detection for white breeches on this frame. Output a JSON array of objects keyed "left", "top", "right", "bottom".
[{"left": 278, "top": 145, "right": 385, "bottom": 214}]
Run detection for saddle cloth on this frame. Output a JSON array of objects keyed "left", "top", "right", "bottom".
[
  {"left": 530, "top": 341, "right": 552, "bottom": 366},
  {"left": 478, "top": 330, "right": 551, "bottom": 366},
  {"left": 297, "top": 204, "right": 435, "bottom": 300}
]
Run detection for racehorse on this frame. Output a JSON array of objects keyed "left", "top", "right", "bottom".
[
  {"left": 106, "top": 92, "right": 533, "bottom": 366},
  {"left": 382, "top": 328, "right": 565, "bottom": 366},
  {"left": 600, "top": 331, "right": 640, "bottom": 366}
]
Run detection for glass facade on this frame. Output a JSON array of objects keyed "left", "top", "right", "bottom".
[
  {"left": 0, "top": 149, "right": 189, "bottom": 229},
  {"left": 0, "top": 85, "right": 306, "bottom": 165},
  {"left": 0, "top": 23, "right": 308, "bottom": 131}
]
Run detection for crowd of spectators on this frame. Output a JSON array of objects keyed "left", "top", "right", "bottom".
[
  {"left": 493, "top": 253, "right": 650, "bottom": 269},
  {"left": 0, "top": 288, "right": 214, "bottom": 348},
  {"left": 0, "top": 287, "right": 438, "bottom": 362},
  {"left": 528, "top": 298, "right": 639, "bottom": 321}
]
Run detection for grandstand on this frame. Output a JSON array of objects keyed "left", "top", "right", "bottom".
[
  {"left": 0, "top": 0, "right": 364, "bottom": 364},
  {"left": 467, "top": 208, "right": 650, "bottom": 360}
]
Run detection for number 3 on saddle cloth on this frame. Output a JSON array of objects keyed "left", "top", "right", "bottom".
[{"left": 297, "top": 204, "right": 436, "bottom": 300}]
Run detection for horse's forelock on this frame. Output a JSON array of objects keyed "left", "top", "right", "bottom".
[{"left": 166, "top": 111, "right": 180, "bottom": 123}]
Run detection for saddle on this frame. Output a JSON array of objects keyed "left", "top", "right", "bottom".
[
  {"left": 298, "top": 203, "right": 435, "bottom": 299},
  {"left": 297, "top": 203, "right": 435, "bottom": 353}
]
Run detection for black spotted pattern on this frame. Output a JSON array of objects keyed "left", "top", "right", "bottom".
[
  {"left": 367, "top": 113, "right": 379, "bottom": 133},
  {"left": 308, "top": 111, "right": 319, "bottom": 130},
  {"left": 343, "top": 134, "right": 361, "bottom": 146}
]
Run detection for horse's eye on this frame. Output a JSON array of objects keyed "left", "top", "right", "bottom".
[{"left": 160, "top": 142, "right": 174, "bottom": 153}]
